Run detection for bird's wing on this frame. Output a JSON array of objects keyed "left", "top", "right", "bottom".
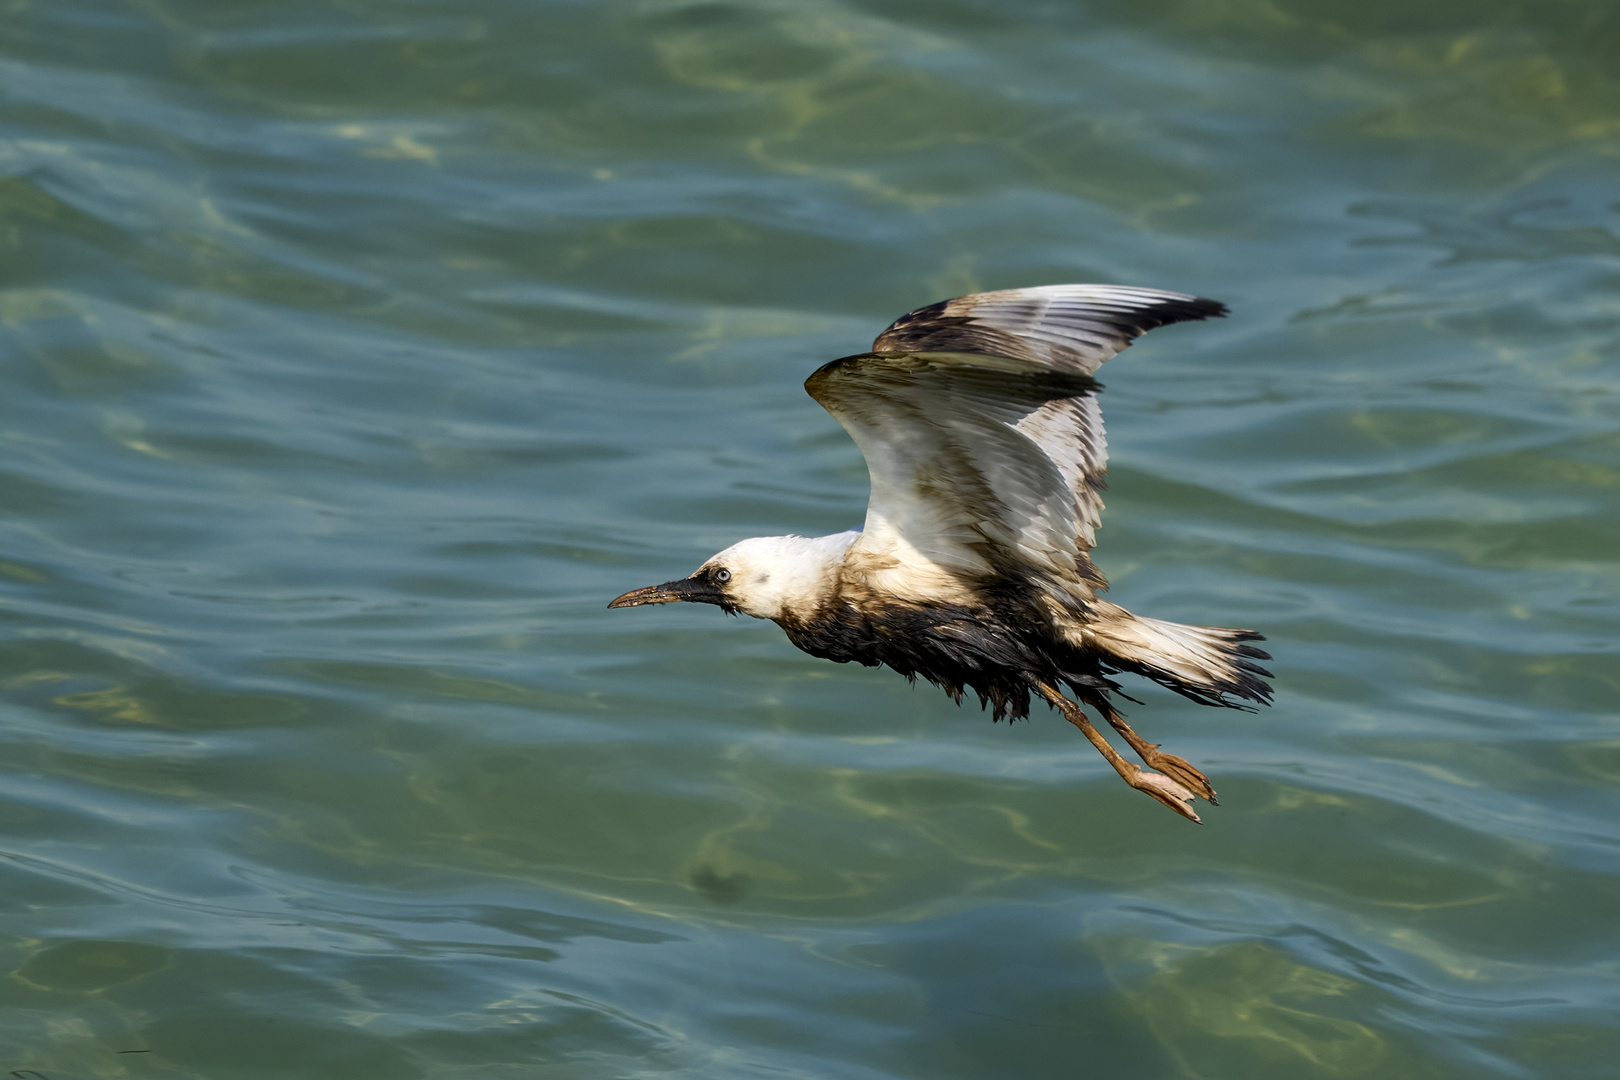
[
  {"left": 807, "top": 285, "right": 1225, "bottom": 597},
  {"left": 871, "top": 284, "right": 1227, "bottom": 376}
]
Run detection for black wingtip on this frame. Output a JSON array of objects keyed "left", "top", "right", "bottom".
[{"left": 1129, "top": 294, "right": 1228, "bottom": 333}]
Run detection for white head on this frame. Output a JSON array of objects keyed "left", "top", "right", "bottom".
[{"left": 608, "top": 530, "right": 860, "bottom": 622}]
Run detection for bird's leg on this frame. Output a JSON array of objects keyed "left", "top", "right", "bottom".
[
  {"left": 1087, "top": 697, "right": 1218, "bottom": 806},
  {"left": 1030, "top": 681, "right": 1201, "bottom": 823}
]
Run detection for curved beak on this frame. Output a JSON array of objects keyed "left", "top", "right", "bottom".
[{"left": 608, "top": 575, "right": 727, "bottom": 609}]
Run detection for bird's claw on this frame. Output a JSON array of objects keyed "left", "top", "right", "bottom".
[
  {"left": 1127, "top": 765, "right": 1202, "bottom": 823},
  {"left": 1138, "top": 746, "right": 1218, "bottom": 805}
]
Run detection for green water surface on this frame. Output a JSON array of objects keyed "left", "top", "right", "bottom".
[{"left": 1, "top": 0, "right": 1618, "bottom": 1077}]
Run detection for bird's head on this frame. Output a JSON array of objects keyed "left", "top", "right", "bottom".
[{"left": 608, "top": 531, "right": 858, "bottom": 622}]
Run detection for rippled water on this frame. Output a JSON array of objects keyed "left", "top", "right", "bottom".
[{"left": 3, "top": 0, "right": 1618, "bottom": 1076}]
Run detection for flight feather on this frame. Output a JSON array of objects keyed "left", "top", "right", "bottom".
[{"left": 806, "top": 285, "right": 1227, "bottom": 598}]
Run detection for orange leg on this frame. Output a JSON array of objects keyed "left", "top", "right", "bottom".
[
  {"left": 1087, "top": 696, "right": 1217, "bottom": 806},
  {"left": 1030, "top": 680, "right": 1202, "bottom": 823}
]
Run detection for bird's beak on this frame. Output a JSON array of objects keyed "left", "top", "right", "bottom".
[{"left": 607, "top": 575, "right": 727, "bottom": 609}]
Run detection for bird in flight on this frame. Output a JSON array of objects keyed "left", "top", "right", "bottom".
[{"left": 609, "top": 285, "right": 1272, "bottom": 822}]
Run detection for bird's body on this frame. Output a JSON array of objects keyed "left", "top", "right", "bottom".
[{"left": 610, "top": 285, "right": 1273, "bottom": 821}]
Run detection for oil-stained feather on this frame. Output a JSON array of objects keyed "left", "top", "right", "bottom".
[
  {"left": 873, "top": 284, "right": 1227, "bottom": 375},
  {"left": 810, "top": 285, "right": 1226, "bottom": 599}
]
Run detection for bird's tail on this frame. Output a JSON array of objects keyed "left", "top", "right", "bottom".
[{"left": 1082, "top": 602, "right": 1273, "bottom": 709}]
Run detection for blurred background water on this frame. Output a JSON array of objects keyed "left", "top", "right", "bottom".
[{"left": 2, "top": 0, "right": 1618, "bottom": 1076}]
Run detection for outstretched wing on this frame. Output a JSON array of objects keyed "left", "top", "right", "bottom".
[
  {"left": 807, "top": 285, "right": 1225, "bottom": 599},
  {"left": 872, "top": 284, "right": 1226, "bottom": 376}
]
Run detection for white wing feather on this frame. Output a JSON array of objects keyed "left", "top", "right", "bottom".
[{"left": 808, "top": 285, "right": 1226, "bottom": 599}]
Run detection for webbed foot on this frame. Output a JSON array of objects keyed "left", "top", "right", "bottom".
[
  {"left": 1124, "top": 763, "right": 1202, "bottom": 823},
  {"left": 1133, "top": 743, "right": 1217, "bottom": 806}
]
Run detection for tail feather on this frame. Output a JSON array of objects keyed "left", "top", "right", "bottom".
[{"left": 1083, "top": 603, "right": 1273, "bottom": 709}]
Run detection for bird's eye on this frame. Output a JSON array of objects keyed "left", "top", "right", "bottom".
[{"left": 713, "top": 568, "right": 731, "bottom": 583}]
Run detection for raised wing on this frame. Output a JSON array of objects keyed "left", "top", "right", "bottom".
[
  {"left": 873, "top": 284, "right": 1227, "bottom": 376},
  {"left": 808, "top": 285, "right": 1225, "bottom": 599}
]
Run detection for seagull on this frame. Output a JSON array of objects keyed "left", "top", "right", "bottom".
[{"left": 609, "top": 285, "right": 1272, "bottom": 822}]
